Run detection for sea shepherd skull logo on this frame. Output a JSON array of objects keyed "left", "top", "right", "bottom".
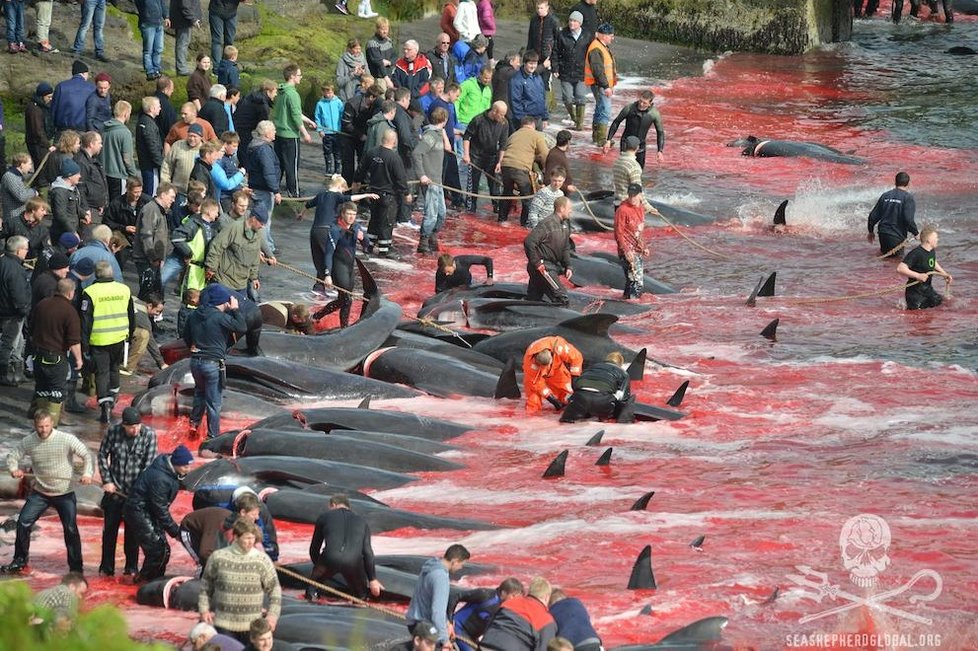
[{"left": 786, "top": 514, "right": 943, "bottom": 625}]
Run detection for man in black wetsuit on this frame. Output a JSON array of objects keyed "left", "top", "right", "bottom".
[
  {"left": 604, "top": 90, "right": 665, "bottom": 170},
  {"left": 313, "top": 202, "right": 369, "bottom": 328},
  {"left": 434, "top": 254, "right": 494, "bottom": 293},
  {"left": 306, "top": 494, "right": 384, "bottom": 601},
  {"left": 867, "top": 171, "right": 917, "bottom": 258},
  {"left": 896, "top": 226, "right": 952, "bottom": 310},
  {"left": 560, "top": 351, "right": 635, "bottom": 423}
]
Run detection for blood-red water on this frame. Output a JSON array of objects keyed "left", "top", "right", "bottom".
[{"left": 10, "top": 16, "right": 978, "bottom": 651}]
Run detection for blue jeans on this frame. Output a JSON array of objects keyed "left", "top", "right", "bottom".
[
  {"left": 139, "top": 23, "right": 164, "bottom": 75},
  {"left": 72, "top": 0, "right": 106, "bottom": 55},
  {"left": 190, "top": 357, "right": 223, "bottom": 439},
  {"left": 591, "top": 86, "right": 612, "bottom": 126},
  {"left": 421, "top": 184, "right": 445, "bottom": 238},
  {"left": 4, "top": 0, "right": 26, "bottom": 45},
  {"left": 14, "top": 490, "right": 83, "bottom": 572},
  {"left": 159, "top": 254, "right": 184, "bottom": 294},
  {"left": 209, "top": 12, "right": 238, "bottom": 64},
  {"left": 251, "top": 189, "right": 275, "bottom": 250}
]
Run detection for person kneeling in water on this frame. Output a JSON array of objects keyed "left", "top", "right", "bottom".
[
  {"left": 896, "top": 225, "right": 952, "bottom": 310},
  {"left": 434, "top": 253, "right": 494, "bottom": 293},
  {"left": 560, "top": 351, "right": 635, "bottom": 423}
]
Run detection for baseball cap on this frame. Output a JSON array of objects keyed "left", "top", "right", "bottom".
[
  {"left": 187, "top": 123, "right": 204, "bottom": 136},
  {"left": 412, "top": 621, "right": 439, "bottom": 643}
]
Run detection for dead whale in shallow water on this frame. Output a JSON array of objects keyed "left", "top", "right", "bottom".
[
  {"left": 730, "top": 135, "right": 866, "bottom": 165},
  {"left": 242, "top": 406, "right": 473, "bottom": 441},
  {"left": 571, "top": 190, "right": 720, "bottom": 232}
]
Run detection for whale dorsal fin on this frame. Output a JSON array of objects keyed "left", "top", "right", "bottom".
[
  {"left": 585, "top": 430, "right": 605, "bottom": 446},
  {"left": 630, "top": 490, "right": 655, "bottom": 511},
  {"left": 758, "top": 271, "right": 777, "bottom": 297},
  {"left": 773, "top": 199, "right": 788, "bottom": 226},
  {"left": 760, "top": 318, "right": 779, "bottom": 341},
  {"left": 543, "top": 450, "right": 568, "bottom": 478},
  {"left": 494, "top": 359, "right": 521, "bottom": 399},
  {"left": 627, "top": 348, "right": 647, "bottom": 381},
  {"left": 595, "top": 447, "right": 613, "bottom": 466},
  {"left": 627, "top": 544, "right": 656, "bottom": 589},
  {"left": 666, "top": 381, "right": 689, "bottom": 408}
]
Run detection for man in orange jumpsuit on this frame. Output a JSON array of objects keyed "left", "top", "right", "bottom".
[{"left": 523, "top": 335, "right": 583, "bottom": 413}]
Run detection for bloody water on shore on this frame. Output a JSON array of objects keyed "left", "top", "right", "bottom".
[{"left": 3, "top": 11, "right": 978, "bottom": 650}]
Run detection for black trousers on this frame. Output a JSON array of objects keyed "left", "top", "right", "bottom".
[
  {"left": 499, "top": 166, "right": 533, "bottom": 224},
  {"left": 14, "top": 490, "right": 83, "bottom": 572},
  {"left": 877, "top": 229, "right": 907, "bottom": 257},
  {"left": 892, "top": 0, "right": 921, "bottom": 21},
  {"left": 526, "top": 262, "right": 568, "bottom": 306},
  {"left": 341, "top": 138, "right": 364, "bottom": 186},
  {"left": 92, "top": 340, "right": 124, "bottom": 406},
  {"left": 561, "top": 391, "right": 635, "bottom": 423},
  {"left": 126, "top": 505, "right": 171, "bottom": 581},
  {"left": 852, "top": 0, "right": 880, "bottom": 16},
  {"left": 100, "top": 491, "right": 139, "bottom": 573},
  {"left": 367, "top": 193, "right": 399, "bottom": 255},
  {"left": 442, "top": 153, "right": 462, "bottom": 208},
  {"left": 316, "top": 257, "right": 355, "bottom": 328},
  {"left": 906, "top": 284, "right": 942, "bottom": 310},
  {"left": 33, "top": 350, "right": 69, "bottom": 405},
  {"left": 467, "top": 152, "right": 500, "bottom": 212},
  {"left": 275, "top": 136, "right": 300, "bottom": 196},
  {"left": 310, "top": 226, "right": 331, "bottom": 284}
]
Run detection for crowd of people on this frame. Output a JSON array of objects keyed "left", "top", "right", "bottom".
[{"left": 0, "top": 0, "right": 956, "bottom": 647}]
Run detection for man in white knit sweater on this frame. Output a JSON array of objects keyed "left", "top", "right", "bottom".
[
  {"left": 4, "top": 411, "right": 94, "bottom": 574},
  {"left": 199, "top": 517, "right": 281, "bottom": 644}
]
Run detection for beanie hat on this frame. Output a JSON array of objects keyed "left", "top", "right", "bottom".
[
  {"left": 60, "top": 158, "right": 81, "bottom": 178},
  {"left": 187, "top": 123, "right": 204, "bottom": 136},
  {"left": 122, "top": 407, "right": 142, "bottom": 425},
  {"left": 206, "top": 284, "right": 233, "bottom": 307},
  {"left": 48, "top": 252, "right": 70, "bottom": 270},
  {"left": 623, "top": 135, "right": 641, "bottom": 150},
  {"left": 471, "top": 34, "right": 488, "bottom": 49},
  {"left": 170, "top": 445, "right": 194, "bottom": 466},
  {"left": 59, "top": 232, "right": 81, "bottom": 249},
  {"left": 569, "top": 10, "right": 584, "bottom": 23},
  {"left": 72, "top": 60, "right": 89, "bottom": 76},
  {"left": 597, "top": 22, "right": 615, "bottom": 34},
  {"left": 94, "top": 72, "right": 112, "bottom": 84},
  {"left": 71, "top": 257, "right": 96, "bottom": 276},
  {"left": 250, "top": 211, "right": 269, "bottom": 225},
  {"left": 627, "top": 182, "right": 643, "bottom": 197},
  {"left": 36, "top": 82, "right": 54, "bottom": 97}
]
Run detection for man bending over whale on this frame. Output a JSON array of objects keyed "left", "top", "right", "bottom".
[
  {"left": 434, "top": 254, "right": 494, "bottom": 294},
  {"left": 523, "top": 336, "right": 583, "bottom": 414},
  {"left": 560, "top": 352, "right": 635, "bottom": 424},
  {"left": 868, "top": 171, "right": 918, "bottom": 258},
  {"left": 306, "top": 494, "right": 384, "bottom": 601}
]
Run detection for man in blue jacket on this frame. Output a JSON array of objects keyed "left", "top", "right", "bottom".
[
  {"left": 51, "top": 62, "right": 95, "bottom": 134},
  {"left": 406, "top": 544, "right": 470, "bottom": 651},
  {"left": 135, "top": 0, "right": 170, "bottom": 81},
  {"left": 509, "top": 51, "right": 548, "bottom": 131},
  {"left": 244, "top": 120, "right": 281, "bottom": 252}
]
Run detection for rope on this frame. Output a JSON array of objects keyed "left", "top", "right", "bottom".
[
  {"left": 411, "top": 179, "right": 499, "bottom": 201},
  {"left": 782, "top": 272, "right": 942, "bottom": 305},
  {"left": 273, "top": 563, "right": 480, "bottom": 649},
  {"left": 574, "top": 189, "right": 613, "bottom": 232},
  {"left": 877, "top": 237, "right": 913, "bottom": 260},
  {"left": 651, "top": 205, "right": 732, "bottom": 260},
  {"left": 26, "top": 150, "right": 53, "bottom": 187},
  {"left": 271, "top": 259, "right": 474, "bottom": 347},
  {"left": 448, "top": 149, "right": 503, "bottom": 185}
]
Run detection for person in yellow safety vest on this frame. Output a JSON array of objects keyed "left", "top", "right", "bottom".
[
  {"left": 80, "top": 260, "right": 135, "bottom": 423},
  {"left": 522, "top": 335, "right": 583, "bottom": 414},
  {"left": 583, "top": 22, "right": 617, "bottom": 147},
  {"left": 171, "top": 198, "right": 221, "bottom": 295}
]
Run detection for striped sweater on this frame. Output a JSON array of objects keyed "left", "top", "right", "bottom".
[
  {"left": 6, "top": 430, "right": 94, "bottom": 496},
  {"left": 611, "top": 151, "right": 653, "bottom": 211},
  {"left": 199, "top": 544, "right": 281, "bottom": 632}
]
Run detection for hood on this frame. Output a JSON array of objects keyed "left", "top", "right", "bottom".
[
  {"left": 248, "top": 136, "right": 271, "bottom": 150},
  {"left": 103, "top": 118, "right": 126, "bottom": 132},
  {"left": 367, "top": 112, "right": 389, "bottom": 126},
  {"left": 51, "top": 177, "right": 76, "bottom": 191},
  {"left": 149, "top": 453, "right": 179, "bottom": 479},
  {"left": 420, "top": 556, "right": 446, "bottom": 577}
]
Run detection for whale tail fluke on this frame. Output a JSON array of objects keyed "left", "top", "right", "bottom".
[
  {"left": 627, "top": 544, "right": 657, "bottom": 590},
  {"left": 494, "top": 359, "right": 521, "bottom": 399},
  {"left": 758, "top": 271, "right": 777, "bottom": 297},
  {"left": 627, "top": 348, "right": 647, "bottom": 381},
  {"left": 585, "top": 430, "right": 605, "bottom": 446},
  {"left": 596, "top": 447, "right": 613, "bottom": 466},
  {"left": 773, "top": 199, "right": 788, "bottom": 226},
  {"left": 543, "top": 450, "right": 569, "bottom": 478},
  {"left": 630, "top": 490, "right": 655, "bottom": 511},
  {"left": 760, "top": 318, "right": 779, "bottom": 341},
  {"left": 666, "top": 381, "right": 689, "bottom": 408}
]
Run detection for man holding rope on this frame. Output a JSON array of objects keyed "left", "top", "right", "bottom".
[
  {"left": 3, "top": 410, "right": 94, "bottom": 575},
  {"left": 868, "top": 171, "right": 917, "bottom": 258},
  {"left": 896, "top": 226, "right": 951, "bottom": 310}
]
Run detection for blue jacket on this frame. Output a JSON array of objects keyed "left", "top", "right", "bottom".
[
  {"left": 216, "top": 59, "right": 240, "bottom": 89},
  {"left": 52, "top": 75, "right": 96, "bottom": 131},
  {"left": 323, "top": 221, "right": 366, "bottom": 276},
  {"left": 134, "top": 0, "right": 169, "bottom": 26},
  {"left": 69, "top": 241, "right": 124, "bottom": 288},
  {"left": 245, "top": 139, "right": 279, "bottom": 192},
  {"left": 451, "top": 41, "right": 487, "bottom": 83},
  {"left": 314, "top": 97, "right": 343, "bottom": 134},
  {"left": 509, "top": 69, "right": 548, "bottom": 121},
  {"left": 212, "top": 158, "right": 245, "bottom": 199},
  {"left": 406, "top": 557, "right": 452, "bottom": 645},
  {"left": 182, "top": 303, "right": 247, "bottom": 361}
]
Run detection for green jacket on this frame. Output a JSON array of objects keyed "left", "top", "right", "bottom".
[
  {"left": 101, "top": 119, "right": 139, "bottom": 180},
  {"left": 271, "top": 83, "right": 303, "bottom": 139},
  {"left": 204, "top": 219, "right": 265, "bottom": 291},
  {"left": 455, "top": 77, "right": 492, "bottom": 126}
]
